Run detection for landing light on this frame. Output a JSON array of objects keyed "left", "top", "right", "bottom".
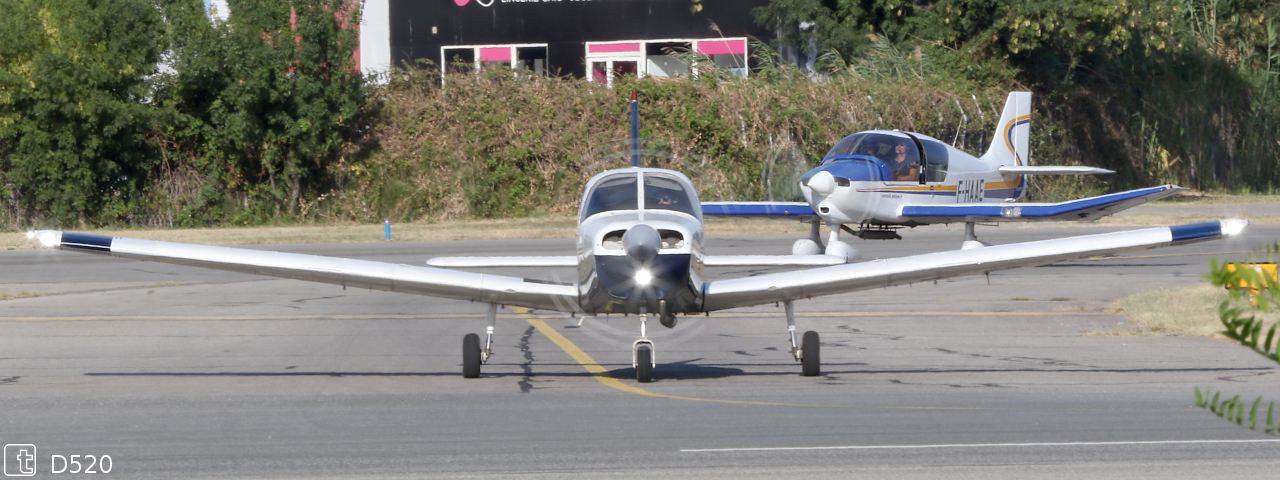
[
  {"left": 635, "top": 269, "right": 652, "bottom": 286},
  {"left": 1221, "top": 219, "right": 1248, "bottom": 237}
]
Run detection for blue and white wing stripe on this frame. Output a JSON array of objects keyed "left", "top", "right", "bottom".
[{"left": 900, "top": 185, "right": 1181, "bottom": 223}]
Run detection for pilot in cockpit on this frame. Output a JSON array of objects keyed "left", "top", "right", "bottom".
[{"left": 889, "top": 138, "right": 918, "bottom": 181}]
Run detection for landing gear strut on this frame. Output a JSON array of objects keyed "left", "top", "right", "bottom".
[
  {"left": 633, "top": 307, "right": 655, "bottom": 383},
  {"left": 785, "top": 301, "right": 821, "bottom": 376},
  {"left": 962, "top": 222, "right": 993, "bottom": 250},
  {"left": 462, "top": 304, "right": 498, "bottom": 378}
]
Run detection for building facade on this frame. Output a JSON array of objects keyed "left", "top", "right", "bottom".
[{"left": 378, "top": 0, "right": 771, "bottom": 83}]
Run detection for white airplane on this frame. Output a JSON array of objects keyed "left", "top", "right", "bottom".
[
  {"left": 702, "top": 92, "right": 1183, "bottom": 261},
  {"left": 24, "top": 96, "right": 1248, "bottom": 383}
]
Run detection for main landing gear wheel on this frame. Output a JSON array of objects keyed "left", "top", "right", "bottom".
[
  {"left": 635, "top": 344, "right": 653, "bottom": 383},
  {"left": 801, "top": 331, "right": 821, "bottom": 377},
  {"left": 462, "top": 333, "right": 481, "bottom": 378}
]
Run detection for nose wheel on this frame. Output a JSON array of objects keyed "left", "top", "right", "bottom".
[
  {"left": 634, "top": 340, "right": 654, "bottom": 383},
  {"left": 633, "top": 310, "right": 656, "bottom": 383}
]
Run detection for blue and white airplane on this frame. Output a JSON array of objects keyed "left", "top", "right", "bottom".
[
  {"left": 703, "top": 92, "right": 1182, "bottom": 261},
  {"left": 25, "top": 95, "right": 1244, "bottom": 384}
]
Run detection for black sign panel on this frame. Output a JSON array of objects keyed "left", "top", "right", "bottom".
[{"left": 388, "top": 0, "right": 770, "bottom": 77}]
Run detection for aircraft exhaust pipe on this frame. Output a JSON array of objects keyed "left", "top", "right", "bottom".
[{"left": 622, "top": 224, "right": 662, "bottom": 265}]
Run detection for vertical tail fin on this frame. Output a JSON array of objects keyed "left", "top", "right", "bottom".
[
  {"left": 984, "top": 92, "right": 1031, "bottom": 199},
  {"left": 983, "top": 92, "right": 1031, "bottom": 167}
]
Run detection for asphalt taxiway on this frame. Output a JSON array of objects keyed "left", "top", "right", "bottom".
[{"left": 1, "top": 223, "right": 1278, "bottom": 478}]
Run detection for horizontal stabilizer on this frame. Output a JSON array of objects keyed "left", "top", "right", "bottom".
[
  {"left": 899, "top": 185, "right": 1182, "bottom": 224},
  {"left": 427, "top": 256, "right": 576, "bottom": 268},
  {"left": 704, "top": 255, "right": 845, "bottom": 267},
  {"left": 701, "top": 202, "right": 819, "bottom": 221},
  {"left": 703, "top": 219, "right": 1248, "bottom": 311},
  {"left": 998, "top": 166, "right": 1114, "bottom": 175}
]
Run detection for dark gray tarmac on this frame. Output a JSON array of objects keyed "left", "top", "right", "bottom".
[{"left": 1, "top": 223, "right": 1279, "bottom": 478}]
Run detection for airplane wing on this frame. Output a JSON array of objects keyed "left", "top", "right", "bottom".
[
  {"left": 703, "top": 255, "right": 845, "bottom": 267},
  {"left": 427, "top": 256, "right": 577, "bottom": 267},
  {"left": 701, "top": 202, "right": 819, "bottom": 221},
  {"left": 28, "top": 231, "right": 581, "bottom": 313},
  {"left": 703, "top": 219, "right": 1247, "bottom": 311},
  {"left": 428, "top": 254, "right": 844, "bottom": 267},
  {"left": 899, "top": 185, "right": 1182, "bottom": 223},
  {"left": 998, "top": 166, "right": 1114, "bottom": 175}
]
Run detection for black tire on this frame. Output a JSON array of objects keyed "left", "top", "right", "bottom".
[
  {"left": 462, "top": 333, "right": 481, "bottom": 378},
  {"left": 801, "top": 331, "right": 820, "bottom": 377},
  {"left": 636, "top": 345, "right": 653, "bottom": 383}
]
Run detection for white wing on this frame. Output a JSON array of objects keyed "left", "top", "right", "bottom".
[
  {"left": 29, "top": 231, "right": 580, "bottom": 313},
  {"left": 427, "top": 256, "right": 577, "bottom": 267},
  {"left": 703, "top": 220, "right": 1247, "bottom": 311},
  {"left": 426, "top": 255, "right": 845, "bottom": 268},
  {"left": 703, "top": 255, "right": 845, "bottom": 267},
  {"left": 998, "top": 166, "right": 1115, "bottom": 175}
]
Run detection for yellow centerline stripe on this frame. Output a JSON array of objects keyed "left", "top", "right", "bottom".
[
  {"left": 514, "top": 307, "right": 1169, "bottom": 412},
  {"left": 519, "top": 307, "right": 886, "bottom": 407}
]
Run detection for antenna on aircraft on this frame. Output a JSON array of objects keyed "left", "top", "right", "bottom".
[{"left": 630, "top": 90, "right": 640, "bottom": 167}]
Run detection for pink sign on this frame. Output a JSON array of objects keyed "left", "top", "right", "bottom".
[
  {"left": 479, "top": 47, "right": 511, "bottom": 62},
  {"left": 697, "top": 40, "right": 746, "bottom": 55},
  {"left": 588, "top": 43, "right": 641, "bottom": 54}
]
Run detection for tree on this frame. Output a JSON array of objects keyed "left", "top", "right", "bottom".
[
  {"left": 0, "top": 0, "right": 165, "bottom": 226},
  {"left": 156, "top": 0, "right": 365, "bottom": 224}
]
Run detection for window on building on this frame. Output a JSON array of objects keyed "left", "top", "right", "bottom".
[
  {"left": 645, "top": 42, "right": 691, "bottom": 77},
  {"left": 695, "top": 39, "right": 748, "bottom": 77},
  {"left": 442, "top": 47, "right": 475, "bottom": 74},
  {"left": 441, "top": 44, "right": 548, "bottom": 76},
  {"left": 516, "top": 47, "right": 547, "bottom": 76},
  {"left": 586, "top": 38, "right": 748, "bottom": 86}
]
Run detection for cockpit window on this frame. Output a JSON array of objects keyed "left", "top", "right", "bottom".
[
  {"left": 824, "top": 133, "right": 920, "bottom": 181},
  {"left": 919, "top": 138, "right": 950, "bottom": 182},
  {"left": 643, "top": 173, "right": 697, "bottom": 217},
  {"left": 825, "top": 133, "right": 868, "bottom": 158},
  {"left": 581, "top": 173, "right": 638, "bottom": 219}
]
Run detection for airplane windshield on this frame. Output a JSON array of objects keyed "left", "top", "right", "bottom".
[
  {"left": 643, "top": 173, "right": 697, "bottom": 217},
  {"left": 581, "top": 173, "right": 638, "bottom": 219},
  {"left": 824, "top": 133, "right": 920, "bottom": 181}
]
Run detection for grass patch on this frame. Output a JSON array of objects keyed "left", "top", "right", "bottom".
[
  {"left": 1105, "top": 284, "right": 1246, "bottom": 337},
  {"left": 1153, "top": 191, "right": 1280, "bottom": 205},
  {"left": 0, "top": 291, "right": 44, "bottom": 300},
  {"left": 1050, "top": 297, "right": 1072, "bottom": 301},
  {"left": 1010, "top": 297, "right": 1033, "bottom": 301}
]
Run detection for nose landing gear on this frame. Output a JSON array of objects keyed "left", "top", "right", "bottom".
[{"left": 633, "top": 308, "right": 655, "bottom": 383}]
